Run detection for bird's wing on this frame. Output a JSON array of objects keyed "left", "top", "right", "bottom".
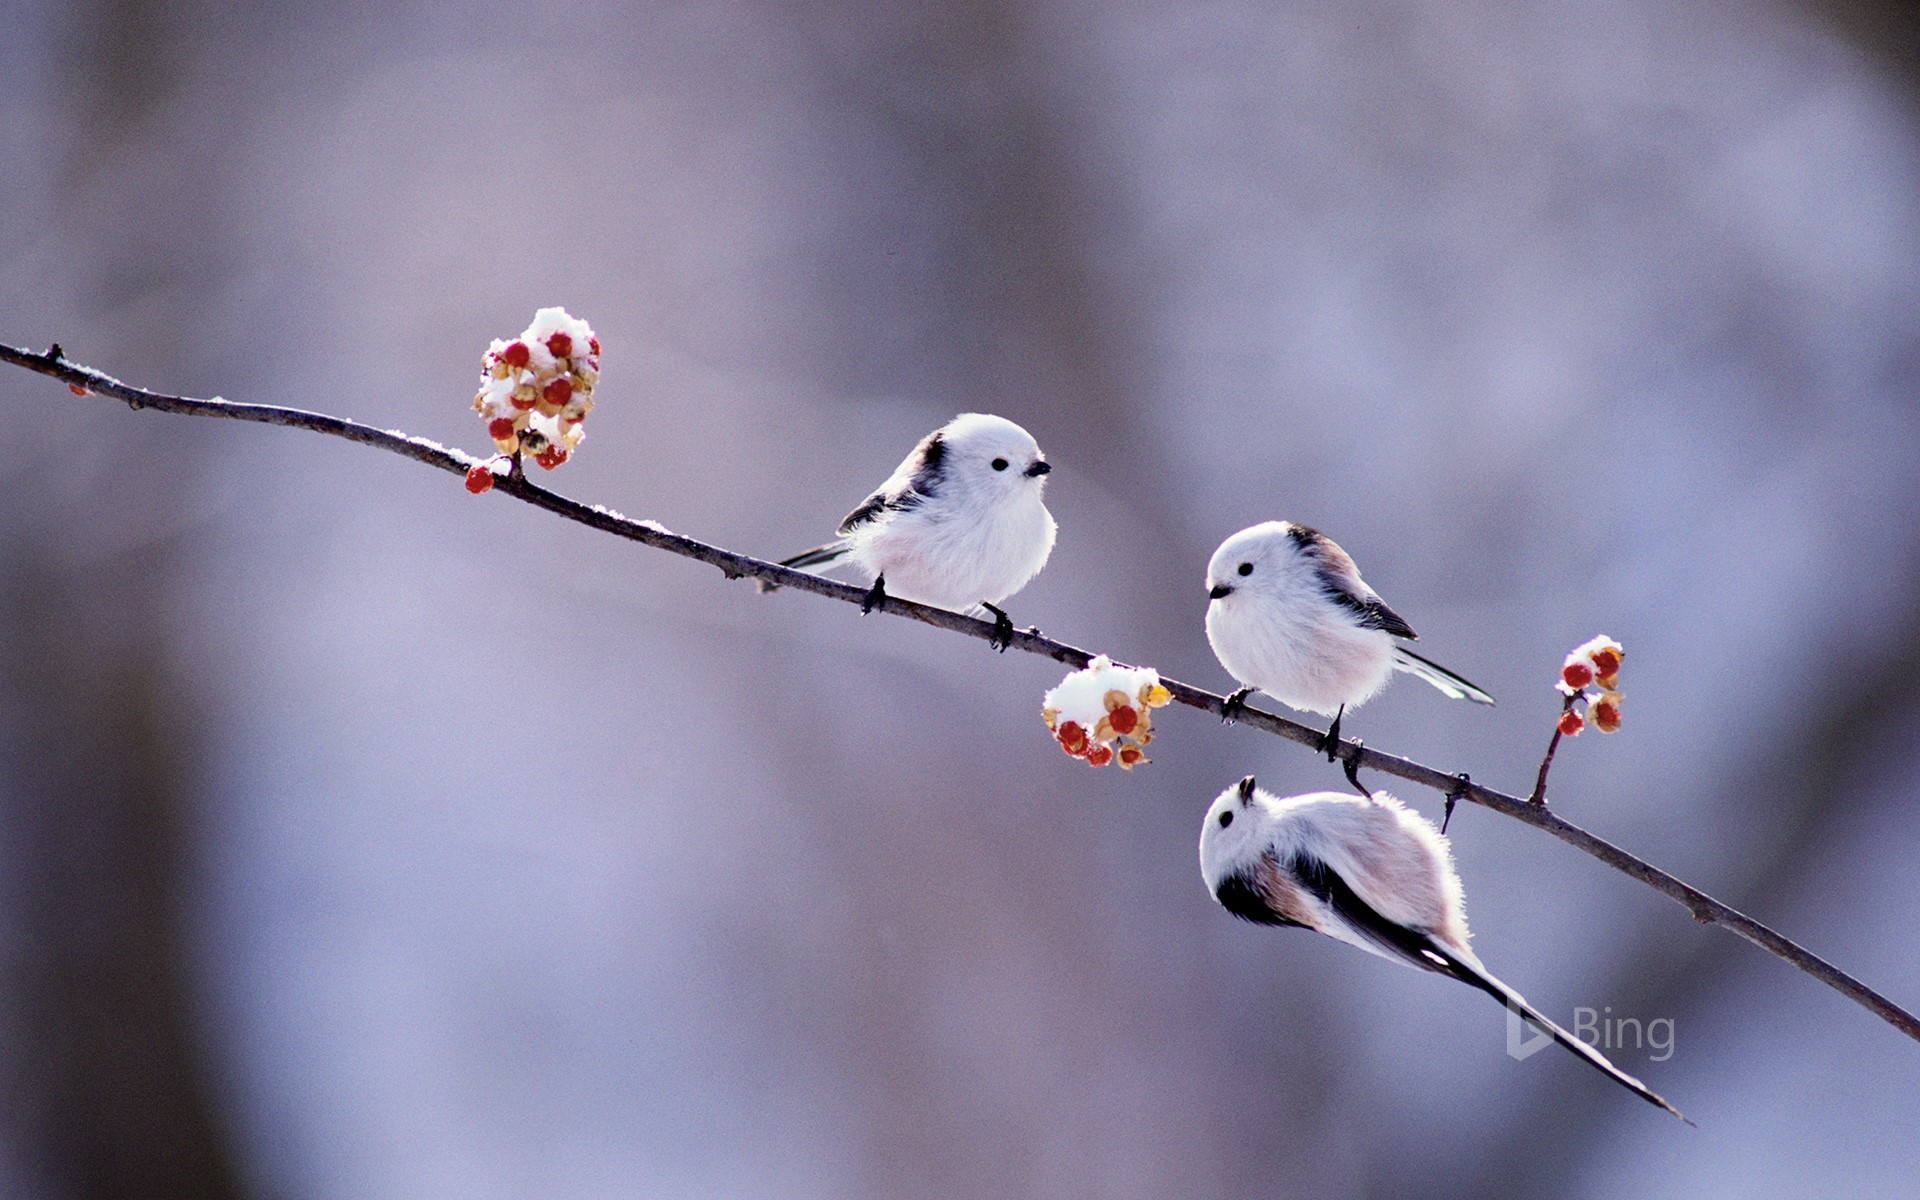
[
  {"left": 1288, "top": 848, "right": 1458, "bottom": 972},
  {"left": 1325, "top": 582, "right": 1418, "bottom": 640},
  {"left": 836, "top": 491, "right": 899, "bottom": 534},
  {"left": 1294, "top": 530, "right": 1419, "bottom": 639},
  {"left": 1286, "top": 848, "right": 1687, "bottom": 1121},
  {"left": 838, "top": 428, "right": 948, "bottom": 534},
  {"left": 1214, "top": 851, "right": 1318, "bottom": 929}
]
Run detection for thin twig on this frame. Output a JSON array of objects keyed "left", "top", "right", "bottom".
[
  {"left": 5, "top": 340, "right": 1917, "bottom": 1048},
  {"left": 1531, "top": 692, "right": 1579, "bottom": 805}
]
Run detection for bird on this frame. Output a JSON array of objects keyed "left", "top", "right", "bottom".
[
  {"left": 1199, "top": 776, "right": 1688, "bottom": 1121},
  {"left": 1204, "top": 521, "right": 1492, "bottom": 765},
  {"left": 761, "top": 413, "right": 1057, "bottom": 649}
]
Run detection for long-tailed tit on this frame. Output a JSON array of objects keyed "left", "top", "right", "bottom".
[
  {"left": 1205, "top": 521, "right": 1492, "bottom": 760},
  {"left": 762, "top": 413, "right": 1056, "bottom": 649},
  {"left": 1200, "top": 777, "right": 1687, "bottom": 1121}
]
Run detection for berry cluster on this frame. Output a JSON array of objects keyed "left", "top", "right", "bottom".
[
  {"left": 1042, "top": 655, "right": 1173, "bottom": 769},
  {"left": 1554, "top": 635, "right": 1625, "bottom": 736},
  {"left": 466, "top": 307, "right": 600, "bottom": 493}
]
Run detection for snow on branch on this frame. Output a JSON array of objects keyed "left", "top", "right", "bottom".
[{"left": 3, "top": 338, "right": 1916, "bottom": 1048}]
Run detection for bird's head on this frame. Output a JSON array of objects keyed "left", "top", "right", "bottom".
[
  {"left": 939, "top": 413, "right": 1051, "bottom": 498},
  {"left": 1205, "top": 520, "right": 1315, "bottom": 603},
  {"left": 1198, "top": 773, "right": 1265, "bottom": 891}
]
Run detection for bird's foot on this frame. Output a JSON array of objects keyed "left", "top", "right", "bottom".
[
  {"left": 861, "top": 575, "right": 888, "bottom": 615},
  {"left": 981, "top": 602, "right": 1015, "bottom": 652},
  {"left": 1441, "top": 773, "right": 1470, "bottom": 835},
  {"left": 1315, "top": 705, "right": 1347, "bottom": 762},
  {"left": 1342, "top": 740, "right": 1369, "bottom": 796},
  {"left": 1220, "top": 687, "right": 1254, "bottom": 725}
]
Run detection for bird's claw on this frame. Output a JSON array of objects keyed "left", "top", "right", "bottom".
[
  {"left": 981, "top": 602, "right": 1015, "bottom": 652},
  {"left": 1342, "top": 740, "right": 1369, "bottom": 796},
  {"left": 1316, "top": 705, "right": 1346, "bottom": 763},
  {"left": 1441, "top": 773, "right": 1470, "bottom": 835},
  {"left": 861, "top": 575, "right": 888, "bottom": 616},
  {"left": 1220, "top": 687, "right": 1254, "bottom": 725}
]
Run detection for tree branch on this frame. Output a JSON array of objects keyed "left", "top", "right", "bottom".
[{"left": 6, "top": 340, "right": 1917, "bottom": 1048}]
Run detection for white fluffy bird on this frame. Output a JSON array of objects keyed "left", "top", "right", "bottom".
[
  {"left": 1199, "top": 777, "right": 1687, "bottom": 1121},
  {"left": 765, "top": 413, "right": 1057, "bottom": 648},
  {"left": 1205, "top": 521, "right": 1492, "bottom": 757}
]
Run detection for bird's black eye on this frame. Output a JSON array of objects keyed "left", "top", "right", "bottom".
[
  {"left": 991, "top": 457, "right": 1009, "bottom": 471},
  {"left": 1218, "top": 810, "right": 1234, "bottom": 828},
  {"left": 1237, "top": 562, "right": 1253, "bottom": 576}
]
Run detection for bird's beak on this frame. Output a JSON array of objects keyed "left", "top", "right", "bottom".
[
  {"left": 1209, "top": 583, "right": 1233, "bottom": 600},
  {"left": 1238, "top": 774, "right": 1257, "bottom": 801},
  {"left": 1024, "top": 459, "right": 1051, "bottom": 477}
]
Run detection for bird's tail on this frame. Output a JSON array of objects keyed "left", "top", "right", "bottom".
[
  {"left": 1392, "top": 647, "right": 1495, "bottom": 705},
  {"left": 1427, "top": 939, "right": 1690, "bottom": 1123},
  {"left": 756, "top": 542, "right": 850, "bottom": 594}
]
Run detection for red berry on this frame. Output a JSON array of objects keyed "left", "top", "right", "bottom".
[
  {"left": 545, "top": 331, "right": 572, "bottom": 358},
  {"left": 1562, "top": 661, "right": 1594, "bottom": 690},
  {"left": 1085, "top": 744, "right": 1114, "bottom": 768},
  {"left": 487, "top": 417, "right": 516, "bottom": 441},
  {"left": 1117, "top": 745, "right": 1145, "bottom": 767},
  {"left": 1558, "top": 710, "right": 1585, "bottom": 737},
  {"left": 1591, "top": 647, "right": 1622, "bottom": 679},
  {"left": 1590, "top": 697, "right": 1622, "bottom": 733},
  {"left": 543, "top": 377, "right": 573, "bottom": 406},
  {"left": 1109, "top": 705, "right": 1138, "bottom": 735},
  {"left": 534, "top": 446, "right": 568, "bottom": 471},
  {"left": 588, "top": 336, "right": 600, "bottom": 356},
  {"left": 1057, "top": 721, "right": 1087, "bottom": 755},
  {"left": 501, "top": 340, "right": 531, "bottom": 369},
  {"left": 464, "top": 463, "right": 495, "bottom": 494}
]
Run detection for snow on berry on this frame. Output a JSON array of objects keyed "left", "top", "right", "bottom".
[
  {"left": 1569, "top": 635, "right": 1624, "bottom": 688},
  {"left": 1558, "top": 709, "right": 1585, "bottom": 737},
  {"left": 1042, "top": 655, "right": 1173, "bottom": 770},
  {"left": 471, "top": 307, "right": 600, "bottom": 472}
]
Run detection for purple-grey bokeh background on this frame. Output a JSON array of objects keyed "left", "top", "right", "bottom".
[{"left": 3, "top": 2, "right": 1918, "bottom": 1196}]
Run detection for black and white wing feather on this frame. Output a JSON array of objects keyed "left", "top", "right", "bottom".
[
  {"left": 762, "top": 429, "right": 951, "bottom": 590},
  {"left": 1282, "top": 524, "right": 1495, "bottom": 705},
  {"left": 838, "top": 429, "right": 948, "bottom": 534},
  {"left": 1286, "top": 524, "right": 1419, "bottom": 639}
]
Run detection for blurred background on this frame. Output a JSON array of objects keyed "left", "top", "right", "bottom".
[{"left": 3, "top": 0, "right": 1918, "bottom": 1195}]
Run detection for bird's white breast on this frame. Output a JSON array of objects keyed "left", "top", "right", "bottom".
[
  {"left": 852, "top": 490, "right": 1055, "bottom": 610},
  {"left": 1206, "top": 592, "right": 1395, "bottom": 715}
]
